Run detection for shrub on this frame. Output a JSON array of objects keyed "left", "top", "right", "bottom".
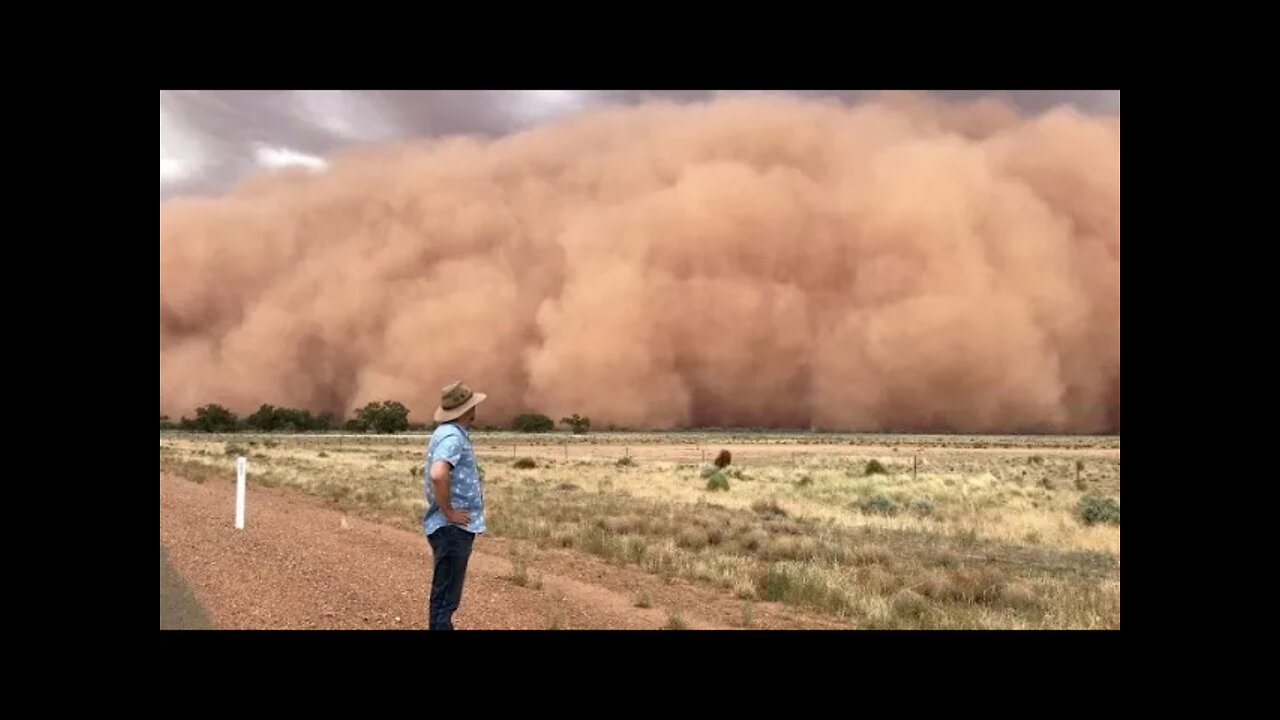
[
  {"left": 1077, "top": 495, "right": 1121, "bottom": 526},
  {"left": 513, "top": 457, "right": 538, "bottom": 470},
  {"left": 751, "top": 499, "right": 788, "bottom": 518},
  {"left": 857, "top": 494, "right": 899, "bottom": 516},
  {"left": 354, "top": 401, "right": 410, "bottom": 434},
  {"left": 192, "top": 404, "right": 238, "bottom": 433},
  {"left": 705, "top": 471, "right": 730, "bottom": 492},
  {"left": 714, "top": 450, "right": 732, "bottom": 469},
  {"left": 560, "top": 414, "right": 591, "bottom": 434},
  {"left": 616, "top": 456, "right": 635, "bottom": 467},
  {"left": 865, "top": 459, "right": 888, "bottom": 476},
  {"left": 512, "top": 413, "right": 554, "bottom": 433}
]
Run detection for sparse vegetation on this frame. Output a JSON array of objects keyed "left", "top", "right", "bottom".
[
  {"left": 635, "top": 592, "right": 653, "bottom": 609},
  {"left": 910, "top": 498, "right": 935, "bottom": 517},
  {"left": 508, "top": 546, "right": 542, "bottom": 589},
  {"left": 1077, "top": 495, "right": 1121, "bottom": 526},
  {"left": 663, "top": 612, "right": 687, "bottom": 630},
  {"left": 513, "top": 457, "right": 538, "bottom": 470},
  {"left": 616, "top": 456, "right": 635, "bottom": 467},
  {"left": 159, "top": 431, "right": 1121, "bottom": 629},
  {"left": 857, "top": 494, "right": 899, "bottom": 516},
  {"left": 751, "top": 499, "right": 788, "bottom": 518}
]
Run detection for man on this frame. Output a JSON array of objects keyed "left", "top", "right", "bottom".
[{"left": 423, "top": 381, "right": 487, "bottom": 630}]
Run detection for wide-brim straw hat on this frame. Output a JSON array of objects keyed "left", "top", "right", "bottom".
[{"left": 433, "top": 381, "right": 488, "bottom": 423}]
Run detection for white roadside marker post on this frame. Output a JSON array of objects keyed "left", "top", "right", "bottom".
[{"left": 235, "top": 456, "right": 247, "bottom": 530}]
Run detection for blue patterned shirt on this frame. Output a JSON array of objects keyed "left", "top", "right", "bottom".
[{"left": 422, "top": 422, "right": 486, "bottom": 536}]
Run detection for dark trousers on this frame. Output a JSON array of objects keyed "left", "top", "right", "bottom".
[{"left": 427, "top": 525, "right": 475, "bottom": 630}]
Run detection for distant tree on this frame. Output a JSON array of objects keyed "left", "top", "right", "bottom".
[
  {"left": 244, "top": 405, "right": 340, "bottom": 432},
  {"left": 279, "top": 407, "right": 318, "bottom": 432},
  {"left": 512, "top": 413, "right": 555, "bottom": 433},
  {"left": 192, "top": 404, "right": 239, "bottom": 433},
  {"left": 354, "top": 400, "right": 410, "bottom": 434},
  {"left": 246, "top": 404, "right": 281, "bottom": 432},
  {"left": 561, "top": 414, "right": 591, "bottom": 435}
]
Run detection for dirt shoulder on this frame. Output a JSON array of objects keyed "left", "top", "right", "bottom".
[{"left": 159, "top": 472, "right": 847, "bottom": 630}]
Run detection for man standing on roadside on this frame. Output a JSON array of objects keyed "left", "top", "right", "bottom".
[{"left": 423, "top": 381, "right": 487, "bottom": 630}]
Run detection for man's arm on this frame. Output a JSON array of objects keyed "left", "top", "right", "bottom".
[{"left": 430, "top": 459, "right": 471, "bottom": 525}]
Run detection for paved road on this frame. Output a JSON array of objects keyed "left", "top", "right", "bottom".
[{"left": 160, "top": 544, "right": 213, "bottom": 630}]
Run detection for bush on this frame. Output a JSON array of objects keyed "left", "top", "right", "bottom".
[
  {"left": 714, "top": 450, "right": 732, "bottom": 469},
  {"left": 865, "top": 459, "right": 888, "bottom": 476},
  {"left": 354, "top": 401, "right": 410, "bottom": 434},
  {"left": 561, "top": 414, "right": 591, "bottom": 434},
  {"left": 244, "top": 404, "right": 335, "bottom": 432},
  {"left": 910, "top": 498, "right": 935, "bottom": 517},
  {"left": 616, "top": 456, "right": 635, "bottom": 467},
  {"left": 857, "top": 494, "right": 899, "bottom": 516},
  {"left": 246, "top": 404, "right": 281, "bottom": 431},
  {"left": 797, "top": 475, "right": 814, "bottom": 487},
  {"left": 677, "top": 528, "right": 710, "bottom": 550},
  {"left": 192, "top": 404, "right": 239, "bottom": 433},
  {"left": 705, "top": 471, "right": 730, "bottom": 492},
  {"left": 508, "top": 551, "right": 541, "bottom": 589},
  {"left": 752, "top": 499, "right": 788, "bottom": 518},
  {"left": 513, "top": 457, "right": 538, "bottom": 470},
  {"left": 512, "top": 413, "right": 555, "bottom": 433},
  {"left": 1077, "top": 495, "right": 1121, "bottom": 526}
]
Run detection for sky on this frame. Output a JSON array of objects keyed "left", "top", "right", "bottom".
[{"left": 159, "top": 90, "right": 1120, "bottom": 199}]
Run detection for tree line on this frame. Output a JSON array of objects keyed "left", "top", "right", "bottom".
[{"left": 161, "top": 404, "right": 591, "bottom": 435}]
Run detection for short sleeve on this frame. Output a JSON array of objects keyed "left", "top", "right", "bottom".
[{"left": 432, "top": 434, "right": 463, "bottom": 467}]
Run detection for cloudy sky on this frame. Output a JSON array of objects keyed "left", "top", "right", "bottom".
[{"left": 159, "top": 90, "right": 1120, "bottom": 199}]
